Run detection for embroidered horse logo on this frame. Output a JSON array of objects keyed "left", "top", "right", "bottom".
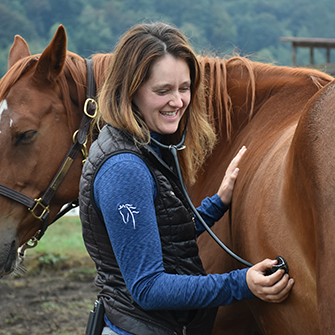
[{"left": 118, "top": 204, "right": 139, "bottom": 229}]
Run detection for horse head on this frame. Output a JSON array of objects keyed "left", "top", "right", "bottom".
[{"left": 0, "top": 25, "right": 88, "bottom": 277}]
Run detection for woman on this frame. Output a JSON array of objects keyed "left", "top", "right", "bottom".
[{"left": 79, "top": 22, "right": 294, "bottom": 335}]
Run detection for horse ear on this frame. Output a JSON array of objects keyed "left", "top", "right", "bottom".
[
  {"left": 34, "top": 25, "right": 67, "bottom": 83},
  {"left": 8, "top": 35, "right": 31, "bottom": 70}
]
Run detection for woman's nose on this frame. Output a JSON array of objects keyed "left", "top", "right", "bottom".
[{"left": 169, "top": 93, "right": 183, "bottom": 108}]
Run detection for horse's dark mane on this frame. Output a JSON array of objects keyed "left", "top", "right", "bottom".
[{"left": 199, "top": 56, "right": 333, "bottom": 139}]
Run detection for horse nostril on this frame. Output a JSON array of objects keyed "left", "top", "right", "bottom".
[{"left": 4, "top": 240, "right": 16, "bottom": 273}]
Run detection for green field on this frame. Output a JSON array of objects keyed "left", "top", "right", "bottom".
[{"left": 29, "top": 215, "right": 88, "bottom": 258}]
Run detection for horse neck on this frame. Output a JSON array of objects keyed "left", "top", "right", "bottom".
[
  {"left": 64, "top": 52, "right": 113, "bottom": 113},
  {"left": 201, "top": 56, "right": 333, "bottom": 143},
  {"left": 200, "top": 56, "right": 258, "bottom": 142},
  {"left": 63, "top": 52, "right": 113, "bottom": 145}
]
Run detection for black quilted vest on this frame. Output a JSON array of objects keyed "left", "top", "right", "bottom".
[{"left": 79, "top": 125, "right": 217, "bottom": 335}]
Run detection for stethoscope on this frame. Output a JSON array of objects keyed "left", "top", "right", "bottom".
[{"left": 150, "top": 121, "right": 289, "bottom": 275}]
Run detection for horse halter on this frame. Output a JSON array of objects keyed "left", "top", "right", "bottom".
[
  {"left": 0, "top": 58, "right": 97, "bottom": 258},
  {"left": 151, "top": 126, "right": 289, "bottom": 274}
]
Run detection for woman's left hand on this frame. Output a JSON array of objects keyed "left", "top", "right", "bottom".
[{"left": 217, "top": 146, "right": 247, "bottom": 205}]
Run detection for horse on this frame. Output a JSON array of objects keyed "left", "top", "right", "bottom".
[
  {"left": 191, "top": 58, "right": 335, "bottom": 334},
  {"left": 0, "top": 25, "right": 334, "bottom": 334},
  {"left": 0, "top": 25, "right": 111, "bottom": 277}
]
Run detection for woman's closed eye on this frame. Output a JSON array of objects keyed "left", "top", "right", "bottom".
[
  {"left": 180, "top": 86, "right": 190, "bottom": 92},
  {"left": 157, "top": 89, "right": 169, "bottom": 95}
]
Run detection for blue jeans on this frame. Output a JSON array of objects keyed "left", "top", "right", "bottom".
[{"left": 102, "top": 327, "right": 119, "bottom": 335}]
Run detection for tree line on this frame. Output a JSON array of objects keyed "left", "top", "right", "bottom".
[{"left": 1, "top": 0, "right": 335, "bottom": 76}]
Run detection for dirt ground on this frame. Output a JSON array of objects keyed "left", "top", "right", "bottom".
[{"left": 0, "top": 254, "right": 100, "bottom": 335}]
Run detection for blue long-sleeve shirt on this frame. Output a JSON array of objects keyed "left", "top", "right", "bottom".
[{"left": 94, "top": 143, "right": 254, "bottom": 335}]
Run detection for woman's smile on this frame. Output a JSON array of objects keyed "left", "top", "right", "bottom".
[
  {"left": 160, "top": 110, "right": 179, "bottom": 117},
  {"left": 132, "top": 54, "right": 191, "bottom": 135}
]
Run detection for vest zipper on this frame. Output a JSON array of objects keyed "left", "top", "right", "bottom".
[{"left": 192, "top": 216, "right": 196, "bottom": 231}]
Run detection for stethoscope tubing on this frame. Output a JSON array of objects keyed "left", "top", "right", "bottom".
[{"left": 150, "top": 126, "right": 253, "bottom": 268}]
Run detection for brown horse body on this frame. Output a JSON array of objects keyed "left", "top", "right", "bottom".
[
  {"left": 193, "top": 58, "right": 334, "bottom": 334},
  {"left": 0, "top": 26, "right": 334, "bottom": 334}
]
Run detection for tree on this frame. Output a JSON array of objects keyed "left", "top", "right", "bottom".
[{"left": 0, "top": 4, "right": 37, "bottom": 49}]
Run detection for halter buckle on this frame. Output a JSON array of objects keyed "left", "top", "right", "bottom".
[
  {"left": 28, "top": 198, "right": 50, "bottom": 221},
  {"left": 84, "top": 98, "right": 98, "bottom": 118},
  {"left": 18, "top": 230, "right": 41, "bottom": 262},
  {"left": 73, "top": 130, "right": 88, "bottom": 164}
]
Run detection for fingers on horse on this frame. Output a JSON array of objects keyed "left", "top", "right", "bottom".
[
  {"left": 234, "top": 146, "right": 247, "bottom": 164},
  {"left": 263, "top": 271, "right": 288, "bottom": 292},
  {"left": 224, "top": 147, "right": 246, "bottom": 179},
  {"left": 228, "top": 146, "right": 247, "bottom": 170},
  {"left": 225, "top": 168, "right": 239, "bottom": 186},
  {"left": 265, "top": 276, "right": 293, "bottom": 303}
]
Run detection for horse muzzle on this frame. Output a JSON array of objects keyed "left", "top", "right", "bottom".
[{"left": 0, "top": 236, "right": 18, "bottom": 278}]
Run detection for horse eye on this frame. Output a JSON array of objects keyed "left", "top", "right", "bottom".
[{"left": 15, "top": 130, "right": 37, "bottom": 145}]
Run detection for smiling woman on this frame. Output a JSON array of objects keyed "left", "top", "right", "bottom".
[
  {"left": 132, "top": 54, "right": 191, "bottom": 135},
  {"left": 79, "top": 21, "right": 293, "bottom": 335}
]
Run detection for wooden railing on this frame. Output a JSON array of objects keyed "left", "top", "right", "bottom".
[{"left": 281, "top": 37, "right": 335, "bottom": 75}]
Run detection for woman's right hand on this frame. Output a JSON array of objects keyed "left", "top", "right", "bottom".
[
  {"left": 217, "top": 146, "right": 247, "bottom": 205},
  {"left": 246, "top": 259, "right": 294, "bottom": 303}
]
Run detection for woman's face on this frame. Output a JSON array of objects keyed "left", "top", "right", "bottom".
[{"left": 132, "top": 54, "right": 191, "bottom": 135}]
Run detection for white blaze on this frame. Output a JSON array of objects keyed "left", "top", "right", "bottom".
[{"left": 0, "top": 99, "right": 8, "bottom": 122}]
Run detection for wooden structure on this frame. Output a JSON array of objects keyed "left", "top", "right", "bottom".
[{"left": 281, "top": 37, "right": 335, "bottom": 75}]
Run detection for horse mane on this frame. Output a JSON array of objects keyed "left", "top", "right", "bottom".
[
  {"left": 0, "top": 51, "right": 111, "bottom": 133},
  {"left": 91, "top": 53, "right": 113, "bottom": 91},
  {"left": 199, "top": 56, "right": 333, "bottom": 140},
  {"left": 0, "top": 52, "right": 85, "bottom": 130},
  {"left": 0, "top": 56, "right": 38, "bottom": 102},
  {"left": 2, "top": 52, "right": 332, "bottom": 142}
]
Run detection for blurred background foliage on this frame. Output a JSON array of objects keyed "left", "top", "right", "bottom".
[{"left": 1, "top": 0, "right": 335, "bottom": 76}]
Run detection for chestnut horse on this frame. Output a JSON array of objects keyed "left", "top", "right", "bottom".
[
  {"left": 193, "top": 59, "right": 335, "bottom": 334},
  {"left": 0, "top": 25, "right": 334, "bottom": 334}
]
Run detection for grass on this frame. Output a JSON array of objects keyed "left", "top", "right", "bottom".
[
  {"left": 29, "top": 215, "right": 88, "bottom": 258},
  {"left": 19, "top": 215, "right": 96, "bottom": 277}
]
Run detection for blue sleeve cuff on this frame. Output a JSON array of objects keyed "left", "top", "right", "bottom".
[
  {"left": 239, "top": 268, "right": 256, "bottom": 300},
  {"left": 211, "top": 193, "right": 230, "bottom": 214},
  {"left": 195, "top": 194, "right": 229, "bottom": 234}
]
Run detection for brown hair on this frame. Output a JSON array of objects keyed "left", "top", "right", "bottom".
[{"left": 99, "top": 22, "right": 216, "bottom": 184}]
